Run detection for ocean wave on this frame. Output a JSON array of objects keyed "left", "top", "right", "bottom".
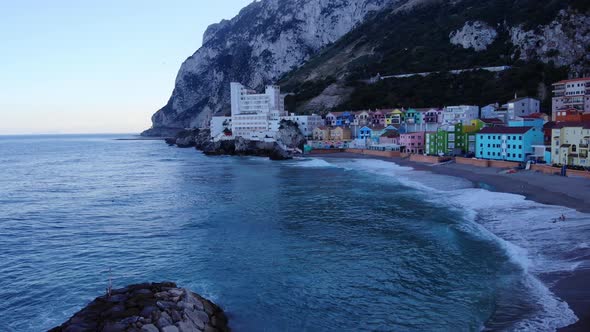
[
  {"left": 318, "top": 157, "right": 586, "bottom": 330},
  {"left": 288, "top": 158, "right": 335, "bottom": 168}
]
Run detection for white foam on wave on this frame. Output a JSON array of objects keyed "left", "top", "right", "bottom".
[
  {"left": 311, "top": 157, "right": 586, "bottom": 330},
  {"left": 288, "top": 158, "right": 336, "bottom": 168}
]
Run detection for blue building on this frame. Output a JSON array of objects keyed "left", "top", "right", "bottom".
[
  {"left": 335, "top": 112, "right": 355, "bottom": 126},
  {"left": 507, "top": 118, "right": 545, "bottom": 129},
  {"left": 476, "top": 126, "right": 544, "bottom": 162},
  {"left": 358, "top": 126, "right": 373, "bottom": 140},
  {"left": 358, "top": 125, "right": 398, "bottom": 143}
]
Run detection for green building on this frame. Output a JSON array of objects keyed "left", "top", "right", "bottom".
[{"left": 425, "top": 120, "right": 485, "bottom": 156}]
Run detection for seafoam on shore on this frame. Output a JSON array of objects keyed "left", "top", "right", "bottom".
[{"left": 293, "top": 157, "right": 590, "bottom": 330}]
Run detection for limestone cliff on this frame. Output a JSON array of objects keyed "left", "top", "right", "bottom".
[{"left": 143, "top": 0, "right": 397, "bottom": 136}]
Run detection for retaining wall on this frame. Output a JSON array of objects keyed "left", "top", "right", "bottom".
[
  {"left": 455, "top": 157, "right": 490, "bottom": 167},
  {"left": 308, "top": 149, "right": 345, "bottom": 154},
  {"left": 409, "top": 154, "right": 443, "bottom": 164},
  {"left": 344, "top": 149, "right": 401, "bottom": 158}
]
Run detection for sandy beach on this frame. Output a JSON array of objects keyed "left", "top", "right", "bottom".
[{"left": 315, "top": 152, "right": 590, "bottom": 331}]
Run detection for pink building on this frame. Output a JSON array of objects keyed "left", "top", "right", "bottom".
[
  {"left": 379, "top": 131, "right": 400, "bottom": 145},
  {"left": 370, "top": 110, "right": 386, "bottom": 126},
  {"left": 399, "top": 131, "right": 426, "bottom": 154}
]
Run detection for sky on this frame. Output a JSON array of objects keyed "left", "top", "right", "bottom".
[{"left": 0, "top": 0, "right": 253, "bottom": 134}]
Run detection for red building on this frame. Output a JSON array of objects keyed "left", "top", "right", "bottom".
[{"left": 554, "top": 108, "right": 590, "bottom": 122}]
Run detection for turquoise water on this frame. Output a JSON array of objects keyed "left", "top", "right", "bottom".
[{"left": 0, "top": 135, "right": 585, "bottom": 331}]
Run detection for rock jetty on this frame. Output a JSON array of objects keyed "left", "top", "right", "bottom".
[
  {"left": 164, "top": 120, "right": 306, "bottom": 161},
  {"left": 50, "top": 282, "right": 230, "bottom": 332}
]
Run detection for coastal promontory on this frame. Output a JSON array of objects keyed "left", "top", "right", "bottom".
[{"left": 49, "top": 282, "right": 229, "bottom": 332}]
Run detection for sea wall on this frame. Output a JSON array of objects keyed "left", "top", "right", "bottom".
[
  {"left": 309, "top": 148, "right": 346, "bottom": 154},
  {"left": 488, "top": 160, "right": 520, "bottom": 169},
  {"left": 455, "top": 157, "right": 490, "bottom": 167},
  {"left": 530, "top": 164, "right": 590, "bottom": 179},
  {"left": 344, "top": 149, "right": 401, "bottom": 158},
  {"left": 409, "top": 154, "right": 443, "bottom": 164},
  {"left": 49, "top": 282, "right": 229, "bottom": 332},
  {"left": 455, "top": 157, "right": 520, "bottom": 169}
]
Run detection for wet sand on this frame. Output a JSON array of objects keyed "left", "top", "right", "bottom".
[{"left": 314, "top": 152, "right": 590, "bottom": 331}]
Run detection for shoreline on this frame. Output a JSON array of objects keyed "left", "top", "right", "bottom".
[
  {"left": 313, "top": 152, "right": 590, "bottom": 331},
  {"left": 316, "top": 152, "right": 590, "bottom": 213}
]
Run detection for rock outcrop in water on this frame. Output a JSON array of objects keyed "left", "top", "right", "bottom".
[
  {"left": 165, "top": 120, "right": 306, "bottom": 161},
  {"left": 50, "top": 282, "right": 229, "bottom": 332}
]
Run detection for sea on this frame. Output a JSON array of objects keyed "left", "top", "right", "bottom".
[{"left": 0, "top": 134, "right": 589, "bottom": 331}]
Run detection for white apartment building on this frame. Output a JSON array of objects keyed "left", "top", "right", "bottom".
[
  {"left": 442, "top": 105, "right": 480, "bottom": 125},
  {"left": 552, "top": 77, "right": 590, "bottom": 120},
  {"left": 230, "top": 82, "right": 286, "bottom": 140},
  {"left": 504, "top": 97, "right": 540, "bottom": 120}
]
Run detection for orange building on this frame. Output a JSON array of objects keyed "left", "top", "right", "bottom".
[{"left": 554, "top": 108, "right": 590, "bottom": 122}]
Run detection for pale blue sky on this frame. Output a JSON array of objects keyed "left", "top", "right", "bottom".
[{"left": 0, "top": 0, "right": 252, "bottom": 134}]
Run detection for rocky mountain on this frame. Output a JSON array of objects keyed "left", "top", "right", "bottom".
[
  {"left": 143, "top": 0, "right": 590, "bottom": 136},
  {"left": 280, "top": 0, "right": 590, "bottom": 112},
  {"left": 143, "top": 0, "right": 400, "bottom": 136}
]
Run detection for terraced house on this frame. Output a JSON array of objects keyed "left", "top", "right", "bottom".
[{"left": 551, "top": 122, "right": 590, "bottom": 166}]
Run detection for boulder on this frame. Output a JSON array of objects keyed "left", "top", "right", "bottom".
[{"left": 50, "top": 282, "right": 230, "bottom": 332}]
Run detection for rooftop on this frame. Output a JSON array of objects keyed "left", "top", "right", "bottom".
[
  {"left": 478, "top": 126, "right": 533, "bottom": 134},
  {"left": 552, "top": 77, "right": 590, "bottom": 85},
  {"left": 552, "top": 121, "right": 590, "bottom": 129},
  {"left": 480, "top": 118, "right": 505, "bottom": 124},
  {"left": 380, "top": 131, "right": 400, "bottom": 138},
  {"left": 518, "top": 113, "right": 546, "bottom": 119},
  {"left": 507, "top": 97, "right": 537, "bottom": 103}
]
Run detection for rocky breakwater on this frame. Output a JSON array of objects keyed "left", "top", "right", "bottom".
[
  {"left": 50, "top": 282, "right": 229, "bottom": 332},
  {"left": 165, "top": 120, "right": 306, "bottom": 161}
]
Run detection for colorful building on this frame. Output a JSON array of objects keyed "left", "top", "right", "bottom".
[
  {"left": 404, "top": 109, "right": 422, "bottom": 125},
  {"left": 325, "top": 112, "right": 339, "bottom": 126},
  {"left": 313, "top": 126, "right": 331, "bottom": 140},
  {"left": 353, "top": 111, "right": 371, "bottom": 126},
  {"left": 550, "top": 122, "right": 590, "bottom": 166},
  {"left": 379, "top": 131, "right": 400, "bottom": 145},
  {"left": 554, "top": 108, "right": 590, "bottom": 123},
  {"left": 385, "top": 109, "right": 404, "bottom": 125},
  {"left": 400, "top": 132, "right": 426, "bottom": 154},
  {"left": 371, "top": 110, "right": 386, "bottom": 126},
  {"left": 425, "top": 123, "right": 478, "bottom": 156},
  {"left": 330, "top": 126, "right": 352, "bottom": 141},
  {"left": 476, "top": 126, "right": 544, "bottom": 162}
]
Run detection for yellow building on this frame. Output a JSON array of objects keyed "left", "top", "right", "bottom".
[
  {"left": 330, "top": 127, "right": 352, "bottom": 141},
  {"left": 385, "top": 109, "right": 404, "bottom": 125},
  {"left": 313, "top": 126, "right": 331, "bottom": 140},
  {"left": 551, "top": 123, "right": 590, "bottom": 166}
]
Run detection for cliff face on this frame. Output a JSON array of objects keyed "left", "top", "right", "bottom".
[
  {"left": 143, "top": 0, "right": 397, "bottom": 136},
  {"left": 280, "top": 0, "right": 590, "bottom": 112}
]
